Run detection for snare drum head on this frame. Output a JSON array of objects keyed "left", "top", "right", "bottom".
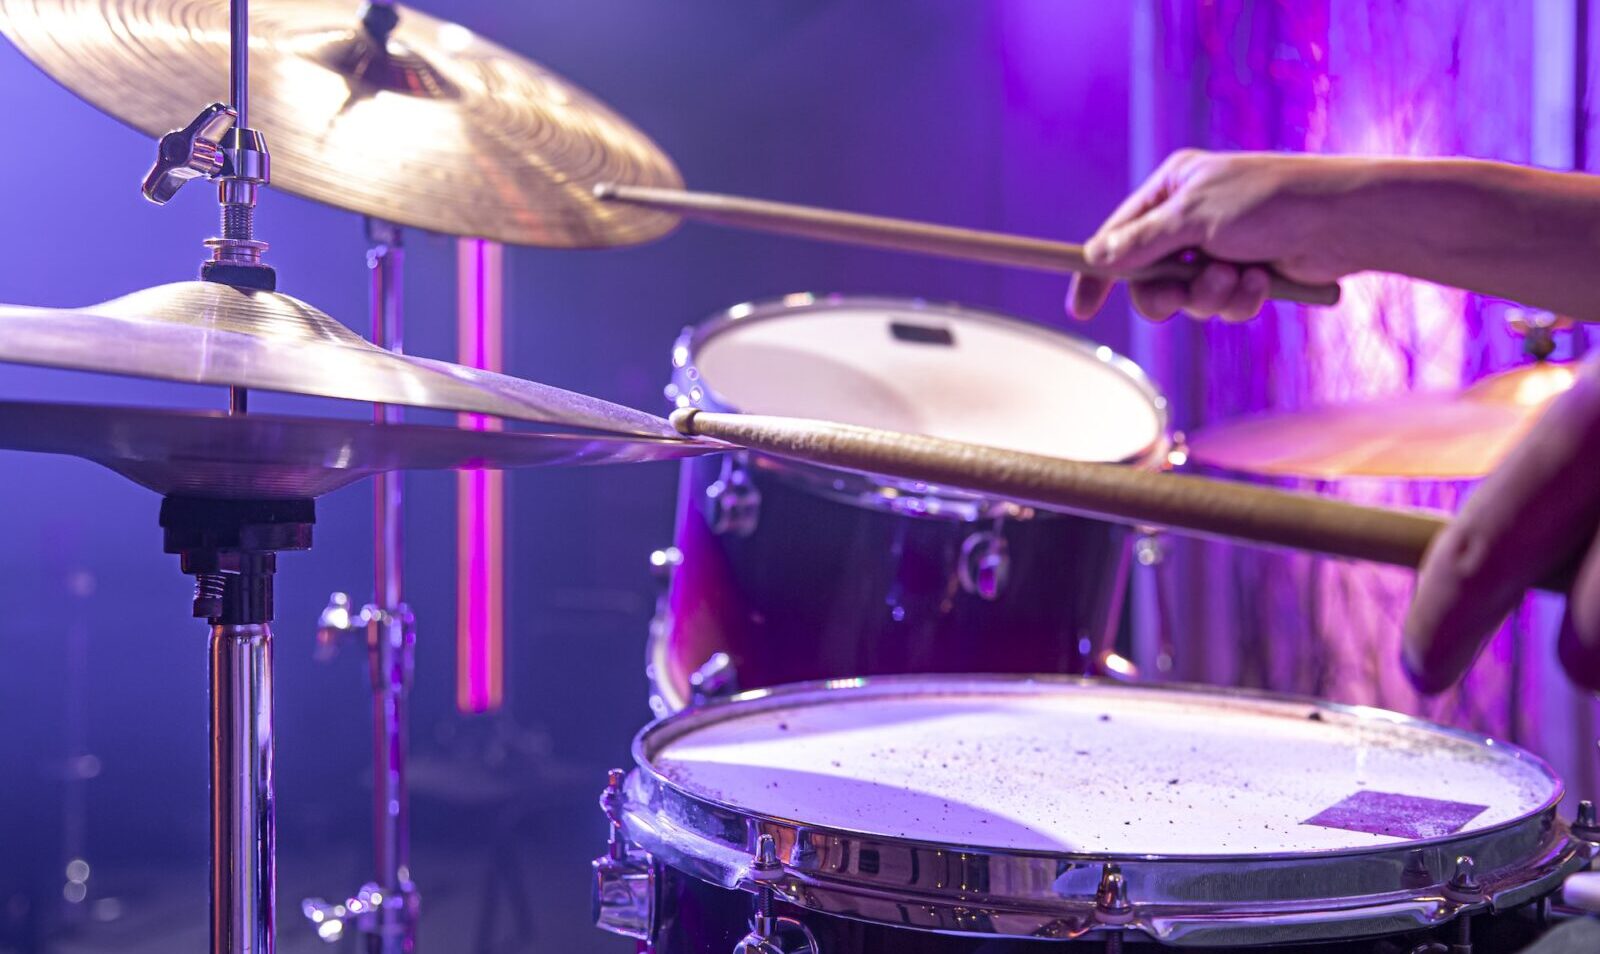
[
  {"left": 684, "top": 298, "right": 1165, "bottom": 465},
  {"left": 641, "top": 678, "right": 1556, "bottom": 856}
]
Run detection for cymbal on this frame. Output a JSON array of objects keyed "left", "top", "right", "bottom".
[
  {"left": 0, "top": 281, "right": 676, "bottom": 438},
  {"left": 0, "top": 401, "right": 713, "bottom": 499},
  {"left": 0, "top": 0, "right": 681, "bottom": 246},
  {"left": 1186, "top": 363, "right": 1579, "bottom": 481}
]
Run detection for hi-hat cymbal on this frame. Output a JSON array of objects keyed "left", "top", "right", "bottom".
[
  {"left": 0, "top": 400, "right": 714, "bottom": 499},
  {"left": 0, "top": 280, "right": 676, "bottom": 438},
  {"left": 0, "top": 0, "right": 681, "bottom": 246},
  {"left": 1187, "top": 363, "right": 1579, "bottom": 481}
]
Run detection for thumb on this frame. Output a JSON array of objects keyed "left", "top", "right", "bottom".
[{"left": 1086, "top": 205, "right": 1206, "bottom": 273}]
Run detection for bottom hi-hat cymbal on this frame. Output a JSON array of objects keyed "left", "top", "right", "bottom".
[
  {"left": 0, "top": 401, "right": 716, "bottom": 500},
  {"left": 1186, "top": 363, "right": 1579, "bottom": 481},
  {"left": 0, "top": 281, "right": 678, "bottom": 438}
]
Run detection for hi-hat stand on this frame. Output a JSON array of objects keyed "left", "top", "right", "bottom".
[{"left": 140, "top": 1, "right": 294, "bottom": 951}]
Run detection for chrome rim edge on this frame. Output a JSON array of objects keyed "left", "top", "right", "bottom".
[
  {"left": 620, "top": 675, "right": 1584, "bottom": 946},
  {"left": 667, "top": 295, "right": 1173, "bottom": 521}
]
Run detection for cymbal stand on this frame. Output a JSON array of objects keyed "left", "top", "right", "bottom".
[
  {"left": 162, "top": 496, "right": 315, "bottom": 954},
  {"left": 304, "top": 217, "right": 421, "bottom": 954},
  {"left": 298, "top": 7, "right": 417, "bottom": 949}
]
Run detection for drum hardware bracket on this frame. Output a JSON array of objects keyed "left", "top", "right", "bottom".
[
  {"left": 302, "top": 594, "right": 420, "bottom": 947},
  {"left": 140, "top": 0, "right": 277, "bottom": 291},
  {"left": 161, "top": 495, "right": 316, "bottom": 954},
  {"left": 957, "top": 528, "right": 1010, "bottom": 600},
  {"left": 705, "top": 454, "right": 762, "bottom": 537},
  {"left": 733, "top": 834, "right": 817, "bottom": 954},
  {"left": 142, "top": 103, "right": 277, "bottom": 291},
  {"left": 690, "top": 652, "right": 740, "bottom": 704},
  {"left": 592, "top": 769, "right": 657, "bottom": 940},
  {"left": 1570, "top": 799, "right": 1600, "bottom": 844}
]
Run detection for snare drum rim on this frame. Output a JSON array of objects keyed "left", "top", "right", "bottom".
[
  {"left": 667, "top": 295, "right": 1174, "bottom": 512},
  {"left": 620, "top": 675, "right": 1583, "bottom": 944},
  {"left": 629, "top": 672, "right": 1565, "bottom": 866}
]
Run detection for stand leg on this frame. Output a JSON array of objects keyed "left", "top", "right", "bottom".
[{"left": 211, "top": 622, "right": 274, "bottom": 954}]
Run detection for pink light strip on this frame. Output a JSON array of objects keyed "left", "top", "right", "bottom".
[{"left": 456, "top": 238, "right": 506, "bottom": 714}]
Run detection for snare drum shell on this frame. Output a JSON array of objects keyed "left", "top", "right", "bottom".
[
  {"left": 652, "top": 453, "right": 1122, "bottom": 710},
  {"left": 647, "top": 867, "right": 1550, "bottom": 953}
]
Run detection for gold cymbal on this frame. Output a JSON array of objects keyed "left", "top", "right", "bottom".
[
  {"left": 1186, "top": 363, "right": 1579, "bottom": 481},
  {"left": 0, "top": 0, "right": 681, "bottom": 246},
  {"left": 0, "top": 400, "right": 712, "bottom": 499},
  {"left": 0, "top": 280, "right": 680, "bottom": 438}
]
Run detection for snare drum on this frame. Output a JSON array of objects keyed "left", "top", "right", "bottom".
[
  {"left": 648, "top": 296, "right": 1168, "bottom": 714},
  {"left": 594, "top": 676, "right": 1586, "bottom": 951}
]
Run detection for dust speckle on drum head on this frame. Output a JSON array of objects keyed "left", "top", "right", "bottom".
[{"left": 647, "top": 682, "right": 1556, "bottom": 856}]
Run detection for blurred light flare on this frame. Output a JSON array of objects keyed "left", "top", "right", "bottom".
[{"left": 456, "top": 238, "right": 505, "bottom": 715}]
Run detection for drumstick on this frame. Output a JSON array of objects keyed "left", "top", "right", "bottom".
[
  {"left": 670, "top": 409, "right": 1569, "bottom": 594},
  {"left": 595, "top": 184, "right": 1341, "bottom": 308}
]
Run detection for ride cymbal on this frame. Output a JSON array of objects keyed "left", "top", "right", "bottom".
[
  {"left": 1187, "top": 363, "right": 1579, "bottom": 481},
  {"left": 0, "top": 281, "right": 677, "bottom": 437},
  {"left": 0, "top": 0, "right": 681, "bottom": 246},
  {"left": 0, "top": 401, "right": 713, "bottom": 499}
]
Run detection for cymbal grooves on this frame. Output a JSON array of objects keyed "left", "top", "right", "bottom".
[{"left": 0, "top": 0, "right": 683, "bottom": 246}]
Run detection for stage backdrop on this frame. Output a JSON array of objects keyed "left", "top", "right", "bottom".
[{"left": 1125, "top": 0, "right": 1599, "bottom": 805}]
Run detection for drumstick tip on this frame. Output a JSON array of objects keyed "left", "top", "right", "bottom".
[
  {"left": 669, "top": 407, "right": 701, "bottom": 436},
  {"left": 592, "top": 182, "right": 618, "bottom": 200}
]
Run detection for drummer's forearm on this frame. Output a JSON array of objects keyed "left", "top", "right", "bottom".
[{"left": 1334, "top": 159, "right": 1600, "bottom": 320}]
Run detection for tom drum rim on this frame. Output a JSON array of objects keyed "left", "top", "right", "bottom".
[{"left": 666, "top": 294, "right": 1174, "bottom": 506}]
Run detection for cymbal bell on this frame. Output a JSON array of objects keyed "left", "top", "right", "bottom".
[
  {"left": 0, "top": 400, "right": 714, "bottom": 499},
  {"left": 0, "top": 280, "right": 677, "bottom": 438},
  {"left": 1187, "top": 363, "right": 1579, "bottom": 481},
  {"left": 0, "top": 0, "right": 681, "bottom": 246}
]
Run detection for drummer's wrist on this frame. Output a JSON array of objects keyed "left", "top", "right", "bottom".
[{"left": 1332, "top": 158, "right": 1579, "bottom": 276}]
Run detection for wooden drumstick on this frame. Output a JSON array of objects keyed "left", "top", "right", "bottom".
[
  {"left": 596, "top": 184, "right": 1342, "bottom": 308},
  {"left": 670, "top": 409, "right": 1569, "bottom": 593}
]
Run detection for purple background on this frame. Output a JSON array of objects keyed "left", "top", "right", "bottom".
[{"left": 0, "top": 1, "right": 1593, "bottom": 950}]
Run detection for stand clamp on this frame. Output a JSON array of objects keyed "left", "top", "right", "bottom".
[
  {"left": 161, "top": 496, "right": 314, "bottom": 954},
  {"left": 141, "top": 103, "right": 277, "bottom": 290}
]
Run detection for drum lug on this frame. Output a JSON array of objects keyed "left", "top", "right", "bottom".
[
  {"left": 690, "top": 652, "right": 740, "bottom": 704},
  {"left": 957, "top": 529, "right": 1010, "bottom": 600},
  {"left": 705, "top": 455, "right": 762, "bottom": 537},
  {"left": 646, "top": 546, "right": 687, "bottom": 718},
  {"left": 1443, "top": 855, "right": 1481, "bottom": 903},
  {"left": 592, "top": 769, "right": 656, "bottom": 941},
  {"left": 1570, "top": 799, "right": 1600, "bottom": 843},
  {"left": 734, "top": 835, "right": 817, "bottom": 954}
]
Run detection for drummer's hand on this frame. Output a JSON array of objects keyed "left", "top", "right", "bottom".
[
  {"left": 1067, "top": 150, "right": 1362, "bottom": 321},
  {"left": 1405, "top": 358, "right": 1600, "bottom": 693}
]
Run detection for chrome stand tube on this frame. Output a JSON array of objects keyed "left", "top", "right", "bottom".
[
  {"left": 163, "top": 496, "right": 312, "bottom": 954},
  {"left": 211, "top": 623, "right": 275, "bottom": 954},
  {"left": 303, "top": 222, "right": 417, "bottom": 952},
  {"left": 368, "top": 220, "right": 417, "bottom": 954}
]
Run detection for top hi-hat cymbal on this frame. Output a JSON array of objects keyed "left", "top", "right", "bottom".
[
  {"left": 1186, "top": 363, "right": 1579, "bottom": 481},
  {"left": 0, "top": 0, "right": 681, "bottom": 246},
  {"left": 0, "top": 280, "right": 680, "bottom": 438}
]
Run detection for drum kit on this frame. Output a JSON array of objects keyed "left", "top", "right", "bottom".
[{"left": 0, "top": 2, "right": 1593, "bottom": 953}]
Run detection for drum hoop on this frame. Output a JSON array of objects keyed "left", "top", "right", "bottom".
[
  {"left": 669, "top": 295, "right": 1173, "bottom": 518},
  {"left": 621, "top": 674, "right": 1584, "bottom": 944},
  {"left": 629, "top": 672, "right": 1565, "bottom": 866}
]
